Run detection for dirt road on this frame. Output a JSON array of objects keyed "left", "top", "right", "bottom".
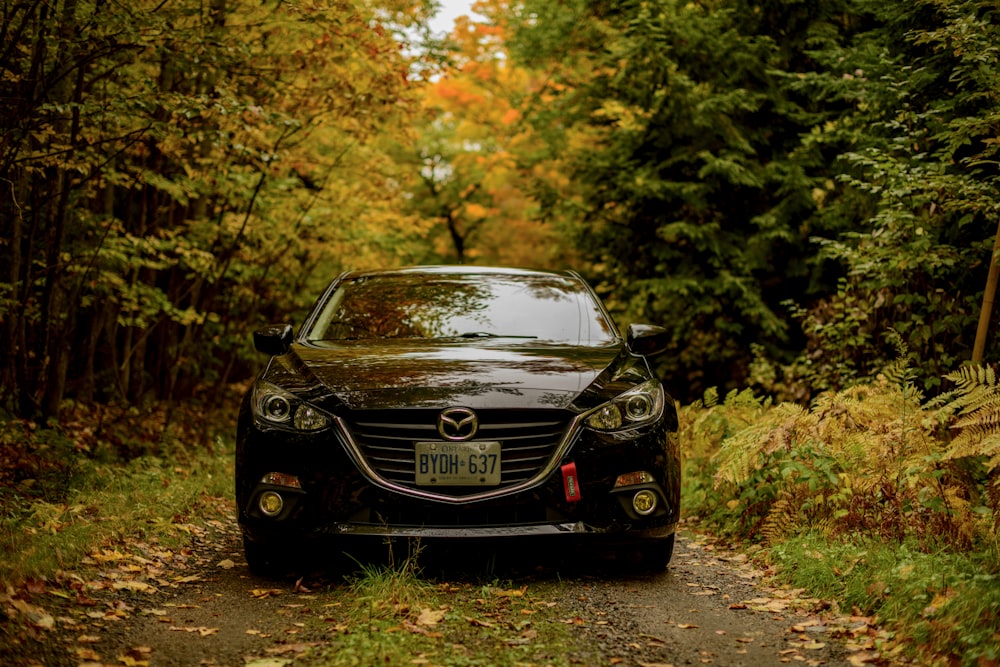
[{"left": 6, "top": 511, "right": 879, "bottom": 667}]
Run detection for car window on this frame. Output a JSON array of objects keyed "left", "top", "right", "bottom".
[{"left": 305, "top": 273, "right": 617, "bottom": 345}]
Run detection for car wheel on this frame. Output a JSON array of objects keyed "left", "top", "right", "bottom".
[
  {"left": 243, "top": 534, "right": 288, "bottom": 578},
  {"left": 624, "top": 533, "right": 675, "bottom": 571}
]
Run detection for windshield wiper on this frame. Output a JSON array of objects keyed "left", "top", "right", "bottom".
[{"left": 457, "top": 332, "right": 538, "bottom": 339}]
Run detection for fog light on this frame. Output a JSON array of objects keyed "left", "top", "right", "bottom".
[
  {"left": 632, "top": 490, "right": 658, "bottom": 516},
  {"left": 258, "top": 491, "right": 284, "bottom": 517}
]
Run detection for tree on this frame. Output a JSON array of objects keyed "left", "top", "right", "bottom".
[
  {"left": 506, "top": 0, "right": 856, "bottom": 400},
  {"left": 786, "top": 0, "right": 1000, "bottom": 394},
  {"left": 0, "top": 0, "right": 430, "bottom": 420},
  {"left": 398, "top": 0, "right": 577, "bottom": 268},
  {"left": 505, "top": 0, "right": 1000, "bottom": 401}
]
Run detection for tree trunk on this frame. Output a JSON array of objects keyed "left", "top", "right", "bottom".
[
  {"left": 972, "top": 219, "right": 1000, "bottom": 364},
  {"left": 41, "top": 0, "right": 85, "bottom": 420}
]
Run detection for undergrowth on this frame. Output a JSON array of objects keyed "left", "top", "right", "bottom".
[
  {"left": 0, "top": 399, "right": 235, "bottom": 585},
  {"left": 680, "top": 356, "right": 1000, "bottom": 665}
]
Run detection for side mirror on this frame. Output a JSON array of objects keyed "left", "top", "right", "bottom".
[
  {"left": 626, "top": 323, "right": 669, "bottom": 357},
  {"left": 253, "top": 324, "right": 294, "bottom": 356}
]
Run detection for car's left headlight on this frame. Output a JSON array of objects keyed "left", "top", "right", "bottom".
[
  {"left": 252, "top": 381, "right": 331, "bottom": 431},
  {"left": 584, "top": 379, "right": 664, "bottom": 433}
]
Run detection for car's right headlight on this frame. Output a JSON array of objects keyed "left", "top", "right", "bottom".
[
  {"left": 251, "top": 381, "right": 331, "bottom": 431},
  {"left": 584, "top": 379, "right": 664, "bottom": 433}
]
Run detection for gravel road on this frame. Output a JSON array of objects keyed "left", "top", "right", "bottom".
[
  {"left": 6, "top": 510, "right": 880, "bottom": 667},
  {"left": 62, "top": 519, "right": 866, "bottom": 667}
]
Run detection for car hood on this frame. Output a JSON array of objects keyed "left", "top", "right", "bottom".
[{"left": 265, "top": 340, "right": 629, "bottom": 411}]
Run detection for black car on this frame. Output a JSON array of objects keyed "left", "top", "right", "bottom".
[{"left": 236, "top": 266, "right": 680, "bottom": 576}]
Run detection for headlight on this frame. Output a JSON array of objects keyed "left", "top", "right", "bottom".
[
  {"left": 252, "top": 381, "right": 331, "bottom": 431},
  {"left": 585, "top": 379, "right": 664, "bottom": 432}
]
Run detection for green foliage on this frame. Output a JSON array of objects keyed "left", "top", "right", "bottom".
[
  {"left": 927, "top": 364, "right": 1000, "bottom": 523},
  {"left": 683, "top": 362, "right": 1000, "bottom": 664},
  {"left": 504, "top": 0, "right": 1000, "bottom": 402},
  {"left": 779, "top": 0, "right": 1000, "bottom": 396},
  {"left": 507, "top": 0, "right": 856, "bottom": 400},
  {"left": 0, "top": 0, "right": 433, "bottom": 418},
  {"left": 769, "top": 533, "right": 1000, "bottom": 666}
]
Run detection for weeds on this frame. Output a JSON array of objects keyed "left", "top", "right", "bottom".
[
  {"left": 768, "top": 533, "right": 1000, "bottom": 665},
  {"left": 681, "top": 360, "right": 1000, "bottom": 665},
  {"left": 0, "top": 417, "right": 233, "bottom": 585}
]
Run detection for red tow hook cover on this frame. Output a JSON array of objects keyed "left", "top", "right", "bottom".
[{"left": 561, "top": 462, "right": 582, "bottom": 503}]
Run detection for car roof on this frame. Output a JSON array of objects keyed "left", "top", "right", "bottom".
[{"left": 339, "top": 266, "right": 582, "bottom": 280}]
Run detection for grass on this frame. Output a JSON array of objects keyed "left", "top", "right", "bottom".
[
  {"left": 766, "top": 532, "right": 1000, "bottom": 665},
  {"left": 0, "top": 417, "right": 233, "bottom": 585},
  {"left": 303, "top": 561, "right": 579, "bottom": 667}
]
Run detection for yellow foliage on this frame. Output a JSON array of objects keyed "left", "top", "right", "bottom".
[
  {"left": 681, "top": 366, "right": 997, "bottom": 546},
  {"left": 463, "top": 203, "right": 489, "bottom": 220}
]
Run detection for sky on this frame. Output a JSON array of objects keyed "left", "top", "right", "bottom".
[{"left": 427, "top": 0, "right": 479, "bottom": 36}]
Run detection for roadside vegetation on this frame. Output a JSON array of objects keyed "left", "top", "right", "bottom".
[
  {"left": 681, "top": 355, "right": 1000, "bottom": 665},
  {"left": 0, "top": 399, "right": 235, "bottom": 583}
]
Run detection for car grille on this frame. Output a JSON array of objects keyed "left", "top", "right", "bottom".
[{"left": 342, "top": 408, "right": 571, "bottom": 495}]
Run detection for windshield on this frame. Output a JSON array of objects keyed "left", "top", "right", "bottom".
[{"left": 304, "top": 272, "right": 617, "bottom": 345}]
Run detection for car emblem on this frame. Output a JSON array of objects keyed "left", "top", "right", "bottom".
[{"left": 438, "top": 407, "right": 478, "bottom": 441}]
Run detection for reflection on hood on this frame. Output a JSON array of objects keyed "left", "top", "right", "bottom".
[{"left": 266, "top": 340, "right": 625, "bottom": 410}]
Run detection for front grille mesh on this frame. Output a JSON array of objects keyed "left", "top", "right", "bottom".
[{"left": 344, "top": 408, "right": 570, "bottom": 494}]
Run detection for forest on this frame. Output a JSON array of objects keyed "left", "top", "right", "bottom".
[
  {"left": 3, "top": 2, "right": 1000, "bottom": 664},
  {"left": 2, "top": 0, "right": 998, "bottom": 420}
]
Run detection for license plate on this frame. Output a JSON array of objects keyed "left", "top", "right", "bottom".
[{"left": 415, "top": 441, "right": 501, "bottom": 486}]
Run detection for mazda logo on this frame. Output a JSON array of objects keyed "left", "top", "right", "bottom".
[{"left": 437, "top": 407, "right": 478, "bottom": 441}]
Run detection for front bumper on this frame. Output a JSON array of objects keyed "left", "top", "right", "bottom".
[{"left": 236, "top": 399, "right": 681, "bottom": 547}]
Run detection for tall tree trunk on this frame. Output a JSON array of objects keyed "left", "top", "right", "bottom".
[
  {"left": 41, "top": 0, "right": 85, "bottom": 420},
  {"left": 972, "top": 219, "right": 1000, "bottom": 364}
]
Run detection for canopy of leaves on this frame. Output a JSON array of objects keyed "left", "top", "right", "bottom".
[
  {"left": 0, "top": 0, "right": 434, "bottom": 416},
  {"left": 502, "top": 0, "right": 1000, "bottom": 402}
]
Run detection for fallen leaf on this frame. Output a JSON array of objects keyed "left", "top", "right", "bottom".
[
  {"left": 168, "top": 626, "right": 219, "bottom": 636},
  {"left": 10, "top": 600, "right": 56, "bottom": 630},
  {"left": 493, "top": 586, "right": 528, "bottom": 597},
  {"left": 848, "top": 652, "right": 880, "bottom": 666},
  {"left": 113, "top": 580, "right": 156, "bottom": 593},
  {"left": 251, "top": 589, "right": 282, "bottom": 599},
  {"left": 217, "top": 559, "right": 235, "bottom": 570},
  {"left": 74, "top": 647, "right": 101, "bottom": 660},
  {"left": 416, "top": 608, "right": 446, "bottom": 627},
  {"left": 676, "top": 623, "right": 699, "bottom": 629},
  {"left": 264, "top": 643, "right": 318, "bottom": 654}
]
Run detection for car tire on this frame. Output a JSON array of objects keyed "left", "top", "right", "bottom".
[
  {"left": 625, "top": 533, "right": 675, "bottom": 571},
  {"left": 243, "top": 534, "right": 288, "bottom": 578},
  {"left": 644, "top": 532, "right": 676, "bottom": 569}
]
